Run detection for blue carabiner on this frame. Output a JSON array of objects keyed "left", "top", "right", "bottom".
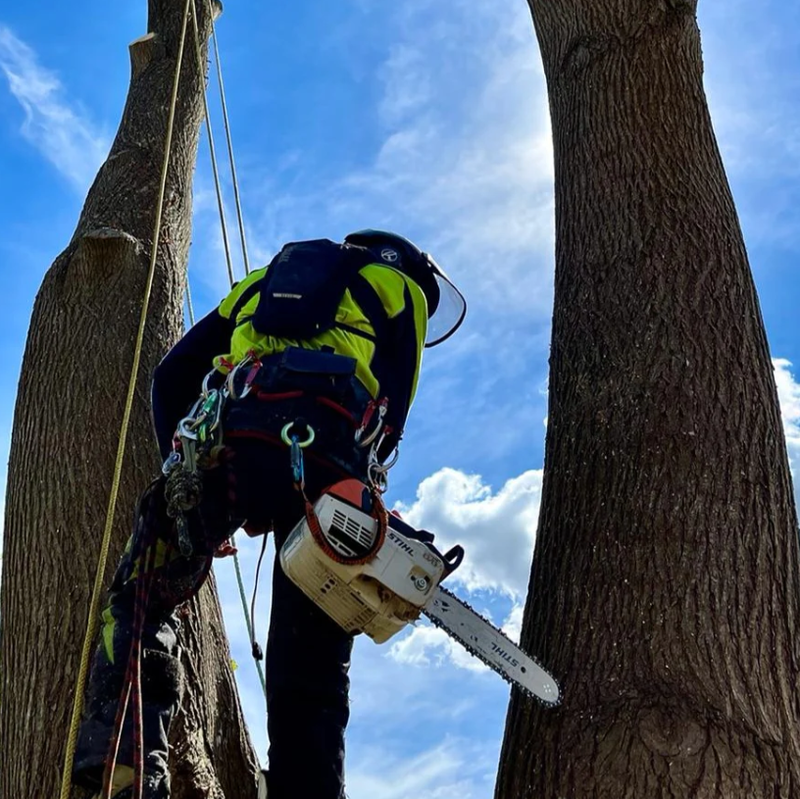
[
  {"left": 281, "top": 421, "right": 314, "bottom": 486},
  {"left": 290, "top": 436, "right": 304, "bottom": 485}
]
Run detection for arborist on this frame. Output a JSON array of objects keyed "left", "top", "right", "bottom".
[{"left": 71, "top": 230, "right": 467, "bottom": 799}]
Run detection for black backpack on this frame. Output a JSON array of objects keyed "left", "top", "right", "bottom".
[{"left": 250, "top": 239, "right": 377, "bottom": 340}]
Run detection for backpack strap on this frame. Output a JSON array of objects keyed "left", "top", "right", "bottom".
[
  {"left": 228, "top": 279, "right": 263, "bottom": 324},
  {"left": 343, "top": 272, "right": 389, "bottom": 344}
]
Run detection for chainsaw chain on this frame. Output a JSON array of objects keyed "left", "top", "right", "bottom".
[{"left": 422, "top": 585, "right": 561, "bottom": 708}]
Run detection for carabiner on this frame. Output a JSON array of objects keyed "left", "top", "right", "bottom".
[
  {"left": 367, "top": 462, "right": 389, "bottom": 493},
  {"left": 201, "top": 367, "right": 219, "bottom": 399},
  {"left": 226, "top": 352, "right": 259, "bottom": 400},
  {"left": 371, "top": 430, "right": 400, "bottom": 471},
  {"left": 280, "top": 421, "right": 315, "bottom": 448},
  {"left": 289, "top": 437, "right": 305, "bottom": 485},
  {"left": 238, "top": 357, "right": 262, "bottom": 399},
  {"left": 356, "top": 398, "right": 388, "bottom": 448},
  {"left": 161, "top": 450, "right": 182, "bottom": 476}
]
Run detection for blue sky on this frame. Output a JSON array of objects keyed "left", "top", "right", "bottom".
[{"left": 1, "top": 1, "right": 799, "bottom": 796}]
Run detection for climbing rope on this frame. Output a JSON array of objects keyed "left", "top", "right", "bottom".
[
  {"left": 231, "top": 532, "right": 268, "bottom": 694},
  {"left": 59, "top": 0, "right": 195, "bottom": 796},
  {"left": 190, "top": 1, "right": 269, "bottom": 701},
  {"left": 190, "top": 0, "right": 235, "bottom": 287},
  {"left": 205, "top": 0, "right": 251, "bottom": 275}
]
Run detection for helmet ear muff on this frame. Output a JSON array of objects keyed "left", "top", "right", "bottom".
[
  {"left": 378, "top": 249, "right": 440, "bottom": 315},
  {"left": 397, "top": 256, "right": 441, "bottom": 315}
]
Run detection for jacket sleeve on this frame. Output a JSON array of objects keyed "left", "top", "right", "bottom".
[
  {"left": 377, "top": 278, "right": 427, "bottom": 460},
  {"left": 151, "top": 308, "right": 234, "bottom": 459}
]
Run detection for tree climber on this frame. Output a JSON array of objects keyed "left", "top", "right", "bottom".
[{"left": 72, "top": 230, "right": 467, "bottom": 799}]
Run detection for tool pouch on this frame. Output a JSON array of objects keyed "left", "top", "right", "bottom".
[{"left": 272, "top": 346, "right": 358, "bottom": 402}]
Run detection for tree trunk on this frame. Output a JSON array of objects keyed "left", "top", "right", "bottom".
[
  {"left": 0, "top": 2, "right": 258, "bottom": 798},
  {"left": 496, "top": 2, "right": 800, "bottom": 797}
]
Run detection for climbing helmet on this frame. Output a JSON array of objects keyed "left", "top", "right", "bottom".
[{"left": 344, "top": 229, "right": 466, "bottom": 347}]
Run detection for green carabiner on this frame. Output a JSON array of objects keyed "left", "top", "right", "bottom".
[{"left": 281, "top": 421, "right": 315, "bottom": 448}]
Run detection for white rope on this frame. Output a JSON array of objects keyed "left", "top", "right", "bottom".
[
  {"left": 205, "top": 0, "right": 252, "bottom": 275},
  {"left": 190, "top": 0, "right": 236, "bottom": 287},
  {"left": 190, "top": 0, "right": 266, "bottom": 703}
]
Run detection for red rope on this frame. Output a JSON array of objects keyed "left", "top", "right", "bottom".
[{"left": 100, "top": 494, "right": 159, "bottom": 799}]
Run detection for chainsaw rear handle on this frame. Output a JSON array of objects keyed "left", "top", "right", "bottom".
[{"left": 441, "top": 545, "right": 465, "bottom": 577}]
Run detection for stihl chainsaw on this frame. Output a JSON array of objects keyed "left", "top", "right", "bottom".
[{"left": 280, "top": 479, "right": 560, "bottom": 705}]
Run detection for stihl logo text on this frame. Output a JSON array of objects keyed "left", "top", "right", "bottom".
[
  {"left": 388, "top": 531, "right": 415, "bottom": 556},
  {"left": 490, "top": 643, "right": 519, "bottom": 668}
]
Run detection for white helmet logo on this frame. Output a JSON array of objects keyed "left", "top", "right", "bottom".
[{"left": 381, "top": 248, "right": 399, "bottom": 263}]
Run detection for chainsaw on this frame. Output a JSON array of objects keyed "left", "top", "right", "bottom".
[{"left": 279, "top": 479, "right": 560, "bottom": 705}]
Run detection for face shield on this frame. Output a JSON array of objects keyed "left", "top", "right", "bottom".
[{"left": 423, "top": 253, "right": 467, "bottom": 348}]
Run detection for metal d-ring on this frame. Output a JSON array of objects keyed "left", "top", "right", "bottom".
[{"left": 281, "top": 421, "right": 316, "bottom": 448}]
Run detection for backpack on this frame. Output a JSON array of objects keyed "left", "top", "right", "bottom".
[{"left": 251, "top": 239, "right": 376, "bottom": 340}]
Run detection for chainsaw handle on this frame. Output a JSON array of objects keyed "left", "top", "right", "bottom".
[{"left": 442, "top": 545, "right": 465, "bottom": 577}]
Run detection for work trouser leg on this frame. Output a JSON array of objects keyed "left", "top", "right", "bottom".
[
  {"left": 265, "top": 520, "right": 355, "bottom": 799},
  {"left": 73, "top": 473, "right": 233, "bottom": 799}
]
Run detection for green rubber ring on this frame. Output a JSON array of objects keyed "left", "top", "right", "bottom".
[{"left": 281, "top": 421, "right": 315, "bottom": 448}]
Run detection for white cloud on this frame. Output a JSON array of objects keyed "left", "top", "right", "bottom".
[
  {"left": 774, "top": 358, "right": 800, "bottom": 497},
  {"left": 501, "top": 602, "right": 524, "bottom": 644},
  {"left": 389, "top": 623, "right": 489, "bottom": 674},
  {"left": 396, "top": 467, "right": 542, "bottom": 597},
  {"left": 384, "top": 467, "right": 541, "bottom": 674},
  {"left": 388, "top": 598, "right": 524, "bottom": 677},
  {"left": 0, "top": 25, "right": 109, "bottom": 189}
]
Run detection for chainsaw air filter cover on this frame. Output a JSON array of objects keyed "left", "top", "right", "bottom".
[{"left": 280, "top": 480, "right": 446, "bottom": 643}]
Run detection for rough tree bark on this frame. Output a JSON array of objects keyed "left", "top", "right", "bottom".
[
  {"left": 0, "top": 2, "right": 258, "bottom": 798},
  {"left": 497, "top": 2, "right": 800, "bottom": 797}
]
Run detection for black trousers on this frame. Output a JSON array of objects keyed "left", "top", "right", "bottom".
[{"left": 73, "top": 430, "right": 357, "bottom": 799}]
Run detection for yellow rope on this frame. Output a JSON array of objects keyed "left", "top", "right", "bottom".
[{"left": 59, "top": 0, "right": 195, "bottom": 795}]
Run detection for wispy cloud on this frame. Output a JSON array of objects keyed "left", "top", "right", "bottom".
[
  {"left": 0, "top": 25, "right": 109, "bottom": 189},
  {"left": 348, "top": 738, "right": 496, "bottom": 799},
  {"left": 239, "top": 0, "right": 554, "bottom": 320},
  {"left": 774, "top": 358, "right": 800, "bottom": 501},
  {"left": 699, "top": 5, "right": 800, "bottom": 252}
]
